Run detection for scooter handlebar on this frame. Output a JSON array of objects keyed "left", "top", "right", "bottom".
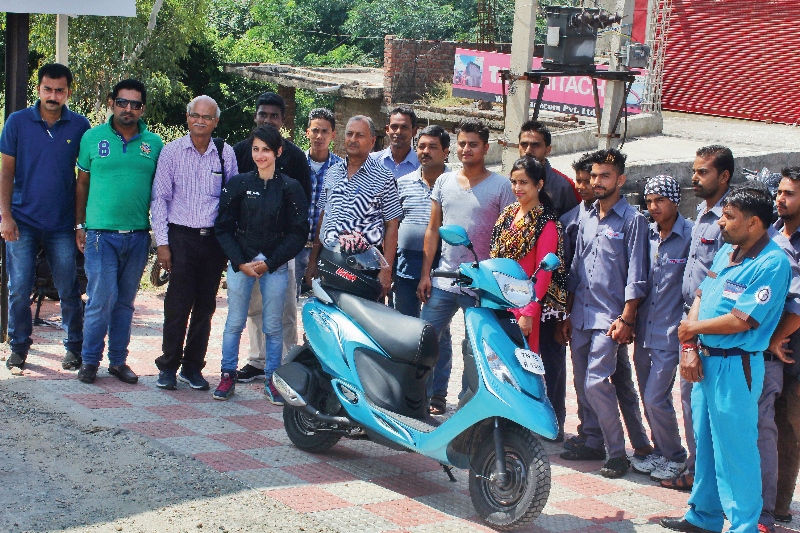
[{"left": 431, "top": 269, "right": 459, "bottom": 279}]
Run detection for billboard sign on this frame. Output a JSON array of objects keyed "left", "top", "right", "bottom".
[{"left": 453, "top": 48, "right": 645, "bottom": 117}]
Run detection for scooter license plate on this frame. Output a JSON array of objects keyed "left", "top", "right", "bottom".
[{"left": 515, "top": 348, "right": 545, "bottom": 375}]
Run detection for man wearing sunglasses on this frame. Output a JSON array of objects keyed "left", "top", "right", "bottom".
[
  {"left": 150, "top": 96, "right": 238, "bottom": 391},
  {"left": 74, "top": 79, "right": 164, "bottom": 385}
]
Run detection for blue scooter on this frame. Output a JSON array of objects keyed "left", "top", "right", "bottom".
[{"left": 272, "top": 225, "right": 561, "bottom": 530}]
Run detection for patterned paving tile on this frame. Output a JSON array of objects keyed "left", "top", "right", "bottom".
[
  {"left": 323, "top": 480, "right": 406, "bottom": 505},
  {"left": 191, "top": 401, "right": 260, "bottom": 417},
  {"left": 551, "top": 497, "right": 636, "bottom": 524},
  {"left": 258, "top": 428, "right": 294, "bottom": 446},
  {"left": 115, "top": 390, "right": 183, "bottom": 407},
  {"left": 546, "top": 482, "right": 586, "bottom": 504},
  {"left": 269, "top": 485, "right": 352, "bottom": 512},
  {"left": 282, "top": 462, "right": 359, "bottom": 484},
  {"left": 244, "top": 445, "right": 323, "bottom": 468},
  {"left": 228, "top": 467, "right": 307, "bottom": 490},
  {"left": 94, "top": 379, "right": 152, "bottom": 393},
  {"left": 123, "top": 421, "right": 199, "bottom": 439},
  {"left": 144, "top": 404, "right": 212, "bottom": 421},
  {"left": 174, "top": 416, "right": 247, "bottom": 435},
  {"left": 364, "top": 498, "right": 450, "bottom": 527},
  {"left": 414, "top": 490, "right": 476, "bottom": 519},
  {"left": 223, "top": 414, "right": 285, "bottom": 431},
  {"left": 235, "top": 398, "right": 284, "bottom": 414},
  {"left": 156, "top": 435, "right": 233, "bottom": 454},
  {"left": 634, "top": 485, "right": 691, "bottom": 508},
  {"left": 372, "top": 473, "right": 450, "bottom": 498},
  {"left": 556, "top": 473, "right": 626, "bottom": 496},
  {"left": 417, "top": 468, "right": 470, "bottom": 493},
  {"left": 65, "top": 393, "right": 134, "bottom": 409},
  {"left": 595, "top": 490, "right": 676, "bottom": 517},
  {"left": 329, "top": 456, "right": 406, "bottom": 480},
  {"left": 380, "top": 452, "right": 443, "bottom": 474},
  {"left": 339, "top": 438, "right": 405, "bottom": 458},
  {"left": 534, "top": 508, "right": 596, "bottom": 532},
  {"left": 209, "top": 431, "right": 282, "bottom": 450},
  {"left": 309, "top": 506, "right": 398, "bottom": 532},
  {"left": 158, "top": 388, "right": 218, "bottom": 403},
  {"left": 193, "top": 450, "right": 270, "bottom": 472},
  {"left": 408, "top": 518, "right": 494, "bottom": 532},
  {"left": 87, "top": 407, "right": 164, "bottom": 425}
]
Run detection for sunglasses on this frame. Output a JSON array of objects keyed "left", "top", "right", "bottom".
[{"left": 114, "top": 98, "right": 143, "bottom": 110}]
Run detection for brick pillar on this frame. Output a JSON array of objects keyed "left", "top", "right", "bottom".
[
  {"left": 383, "top": 35, "right": 397, "bottom": 106},
  {"left": 278, "top": 86, "right": 297, "bottom": 138}
]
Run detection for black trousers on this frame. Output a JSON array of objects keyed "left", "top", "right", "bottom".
[
  {"left": 155, "top": 225, "right": 227, "bottom": 372},
  {"left": 539, "top": 317, "right": 567, "bottom": 430}
]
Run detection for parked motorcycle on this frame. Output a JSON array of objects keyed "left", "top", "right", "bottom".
[{"left": 272, "top": 226, "right": 561, "bottom": 530}]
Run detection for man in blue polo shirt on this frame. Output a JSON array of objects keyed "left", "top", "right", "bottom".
[
  {"left": 0, "top": 63, "right": 90, "bottom": 372},
  {"left": 662, "top": 183, "right": 792, "bottom": 533}
]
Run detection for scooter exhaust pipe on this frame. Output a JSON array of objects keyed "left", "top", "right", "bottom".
[
  {"left": 302, "top": 404, "right": 356, "bottom": 426},
  {"left": 273, "top": 364, "right": 356, "bottom": 427}
]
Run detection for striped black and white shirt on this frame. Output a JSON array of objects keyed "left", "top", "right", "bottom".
[{"left": 318, "top": 156, "right": 402, "bottom": 246}]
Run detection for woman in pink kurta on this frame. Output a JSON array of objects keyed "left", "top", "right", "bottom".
[{"left": 490, "top": 157, "right": 567, "bottom": 353}]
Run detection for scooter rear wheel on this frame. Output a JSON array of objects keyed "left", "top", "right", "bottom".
[
  {"left": 283, "top": 407, "right": 342, "bottom": 453},
  {"left": 469, "top": 426, "right": 550, "bottom": 530}
]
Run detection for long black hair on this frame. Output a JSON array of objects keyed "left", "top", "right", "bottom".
[{"left": 510, "top": 156, "right": 554, "bottom": 211}]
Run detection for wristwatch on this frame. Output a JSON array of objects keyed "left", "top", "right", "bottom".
[{"left": 74, "top": 223, "right": 86, "bottom": 230}]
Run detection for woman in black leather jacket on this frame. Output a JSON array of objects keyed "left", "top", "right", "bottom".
[{"left": 213, "top": 125, "right": 309, "bottom": 401}]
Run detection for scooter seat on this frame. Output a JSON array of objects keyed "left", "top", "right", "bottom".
[{"left": 334, "top": 292, "right": 439, "bottom": 368}]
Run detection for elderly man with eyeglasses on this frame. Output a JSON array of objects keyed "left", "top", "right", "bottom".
[{"left": 150, "top": 95, "right": 238, "bottom": 391}]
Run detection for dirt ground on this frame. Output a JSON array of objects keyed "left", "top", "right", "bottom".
[{"left": 0, "top": 378, "right": 335, "bottom": 533}]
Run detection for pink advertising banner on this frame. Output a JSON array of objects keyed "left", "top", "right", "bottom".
[{"left": 452, "top": 48, "right": 645, "bottom": 117}]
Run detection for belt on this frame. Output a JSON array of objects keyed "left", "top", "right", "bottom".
[
  {"left": 92, "top": 229, "right": 148, "bottom": 233},
  {"left": 763, "top": 351, "right": 779, "bottom": 362},
  {"left": 169, "top": 223, "right": 214, "bottom": 237},
  {"left": 700, "top": 346, "right": 752, "bottom": 357}
]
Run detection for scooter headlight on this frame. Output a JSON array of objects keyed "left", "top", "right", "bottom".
[
  {"left": 482, "top": 339, "right": 520, "bottom": 391},
  {"left": 492, "top": 271, "right": 533, "bottom": 308}
]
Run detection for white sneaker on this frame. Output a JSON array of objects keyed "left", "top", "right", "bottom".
[
  {"left": 651, "top": 460, "right": 686, "bottom": 481},
  {"left": 630, "top": 453, "right": 666, "bottom": 474}
]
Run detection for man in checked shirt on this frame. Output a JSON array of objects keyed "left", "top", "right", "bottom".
[{"left": 150, "top": 95, "right": 238, "bottom": 391}]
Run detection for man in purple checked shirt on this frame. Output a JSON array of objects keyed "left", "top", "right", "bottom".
[{"left": 150, "top": 95, "right": 239, "bottom": 391}]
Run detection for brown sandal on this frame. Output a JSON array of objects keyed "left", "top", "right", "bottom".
[
  {"left": 660, "top": 472, "right": 693, "bottom": 492},
  {"left": 429, "top": 395, "right": 447, "bottom": 415}
]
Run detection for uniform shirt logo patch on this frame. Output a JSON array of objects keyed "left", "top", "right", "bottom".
[
  {"left": 605, "top": 229, "right": 623, "bottom": 239},
  {"left": 722, "top": 280, "right": 746, "bottom": 300},
  {"left": 668, "top": 258, "right": 687, "bottom": 264},
  {"left": 756, "top": 286, "right": 772, "bottom": 304},
  {"left": 98, "top": 140, "right": 110, "bottom": 158},
  {"left": 140, "top": 143, "right": 152, "bottom": 155}
]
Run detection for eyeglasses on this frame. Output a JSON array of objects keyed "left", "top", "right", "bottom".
[
  {"left": 189, "top": 112, "right": 216, "bottom": 121},
  {"left": 114, "top": 98, "right": 143, "bottom": 110}
]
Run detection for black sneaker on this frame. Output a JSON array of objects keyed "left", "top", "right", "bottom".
[
  {"left": 178, "top": 367, "right": 210, "bottom": 390},
  {"left": 236, "top": 364, "right": 265, "bottom": 382},
  {"left": 77, "top": 363, "right": 98, "bottom": 384},
  {"left": 156, "top": 370, "right": 178, "bottom": 390},
  {"left": 6, "top": 351, "right": 26, "bottom": 370},
  {"left": 62, "top": 350, "right": 82, "bottom": 370},
  {"left": 600, "top": 456, "right": 630, "bottom": 478}
]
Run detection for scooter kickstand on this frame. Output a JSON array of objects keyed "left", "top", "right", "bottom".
[{"left": 441, "top": 464, "right": 457, "bottom": 482}]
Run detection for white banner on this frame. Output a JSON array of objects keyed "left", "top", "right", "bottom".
[{"left": 0, "top": 0, "right": 136, "bottom": 16}]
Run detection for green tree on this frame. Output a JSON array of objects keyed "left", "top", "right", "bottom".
[{"left": 28, "top": 0, "right": 210, "bottom": 124}]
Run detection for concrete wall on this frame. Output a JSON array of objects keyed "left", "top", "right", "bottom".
[{"left": 332, "top": 97, "right": 386, "bottom": 155}]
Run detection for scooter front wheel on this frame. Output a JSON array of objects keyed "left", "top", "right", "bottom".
[
  {"left": 283, "top": 407, "right": 342, "bottom": 453},
  {"left": 469, "top": 426, "right": 550, "bottom": 530}
]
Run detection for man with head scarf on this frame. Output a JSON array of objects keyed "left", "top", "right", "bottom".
[{"left": 631, "top": 176, "right": 693, "bottom": 481}]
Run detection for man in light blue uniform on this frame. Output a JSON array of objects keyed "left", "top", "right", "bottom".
[
  {"left": 633, "top": 176, "right": 692, "bottom": 481},
  {"left": 662, "top": 183, "right": 792, "bottom": 533},
  {"left": 664, "top": 145, "right": 733, "bottom": 492}
]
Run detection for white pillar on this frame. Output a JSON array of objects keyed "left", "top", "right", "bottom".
[
  {"left": 598, "top": 0, "right": 635, "bottom": 149},
  {"left": 55, "top": 14, "right": 68, "bottom": 65},
  {"left": 502, "top": 0, "right": 538, "bottom": 171}
]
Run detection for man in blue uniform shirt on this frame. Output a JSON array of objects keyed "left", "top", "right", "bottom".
[{"left": 662, "top": 183, "right": 792, "bottom": 533}]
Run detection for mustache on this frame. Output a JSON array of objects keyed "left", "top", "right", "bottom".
[{"left": 46, "top": 100, "right": 60, "bottom": 105}]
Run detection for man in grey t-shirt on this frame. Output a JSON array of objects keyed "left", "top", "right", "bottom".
[{"left": 417, "top": 119, "right": 516, "bottom": 414}]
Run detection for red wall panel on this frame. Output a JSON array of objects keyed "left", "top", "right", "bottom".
[{"left": 661, "top": 0, "right": 800, "bottom": 124}]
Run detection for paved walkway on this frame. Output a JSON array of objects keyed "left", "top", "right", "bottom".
[{"left": 3, "top": 287, "right": 799, "bottom": 532}]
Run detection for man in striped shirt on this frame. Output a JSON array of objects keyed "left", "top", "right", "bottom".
[
  {"left": 305, "top": 115, "right": 402, "bottom": 298},
  {"left": 151, "top": 95, "right": 238, "bottom": 391}
]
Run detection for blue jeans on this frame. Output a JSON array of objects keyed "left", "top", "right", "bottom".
[
  {"left": 419, "top": 287, "right": 475, "bottom": 398},
  {"left": 6, "top": 220, "right": 83, "bottom": 354},
  {"left": 81, "top": 230, "right": 150, "bottom": 366},
  {"left": 222, "top": 262, "right": 288, "bottom": 376}
]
